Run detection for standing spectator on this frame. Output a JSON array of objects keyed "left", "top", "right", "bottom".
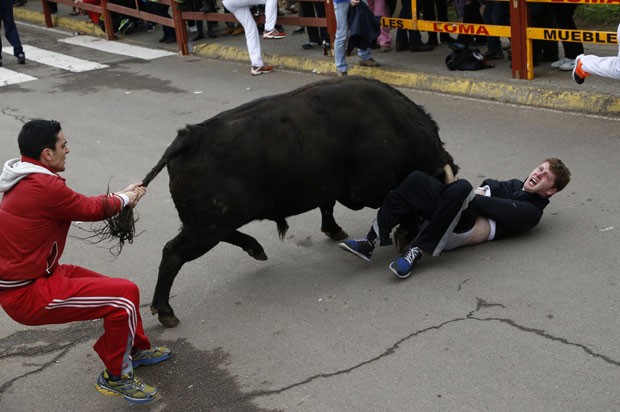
[
  {"left": 334, "top": 0, "right": 380, "bottom": 75},
  {"left": 530, "top": 4, "right": 558, "bottom": 66},
  {"left": 425, "top": 0, "right": 452, "bottom": 45},
  {"left": 550, "top": 3, "right": 584, "bottom": 71},
  {"left": 394, "top": 0, "right": 433, "bottom": 52},
  {"left": 300, "top": 0, "right": 329, "bottom": 50},
  {"left": 368, "top": 0, "right": 392, "bottom": 52},
  {"left": 193, "top": 0, "right": 218, "bottom": 40},
  {"left": 482, "top": 0, "right": 509, "bottom": 60},
  {"left": 454, "top": 0, "right": 485, "bottom": 47},
  {"left": 222, "top": 0, "right": 286, "bottom": 75},
  {"left": 0, "top": 0, "right": 26, "bottom": 66},
  {"left": 0, "top": 120, "right": 172, "bottom": 404},
  {"left": 573, "top": 22, "right": 620, "bottom": 84}
]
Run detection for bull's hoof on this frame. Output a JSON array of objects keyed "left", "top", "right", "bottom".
[
  {"left": 150, "top": 305, "right": 180, "bottom": 328},
  {"left": 245, "top": 248, "right": 268, "bottom": 261},
  {"left": 323, "top": 229, "right": 348, "bottom": 241},
  {"left": 159, "top": 314, "right": 180, "bottom": 328}
]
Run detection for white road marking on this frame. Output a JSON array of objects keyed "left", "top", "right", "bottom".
[
  {"left": 0, "top": 67, "right": 37, "bottom": 86},
  {"left": 4, "top": 45, "right": 108, "bottom": 72},
  {"left": 59, "top": 35, "right": 176, "bottom": 60}
]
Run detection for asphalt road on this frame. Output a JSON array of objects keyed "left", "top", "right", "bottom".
[{"left": 1, "top": 22, "right": 620, "bottom": 412}]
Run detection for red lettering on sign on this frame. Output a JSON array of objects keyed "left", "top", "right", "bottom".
[{"left": 432, "top": 23, "right": 491, "bottom": 35}]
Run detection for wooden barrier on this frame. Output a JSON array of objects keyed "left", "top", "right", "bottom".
[
  {"left": 41, "top": 0, "right": 335, "bottom": 56},
  {"left": 40, "top": 0, "right": 619, "bottom": 80}
]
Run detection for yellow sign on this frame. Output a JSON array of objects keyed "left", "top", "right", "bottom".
[
  {"left": 528, "top": 28, "right": 618, "bottom": 44},
  {"left": 380, "top": 17, "right": 415, "bottom": 30},
  {"left": 378, "top": 19, "right": 511, "bottom": 37}
]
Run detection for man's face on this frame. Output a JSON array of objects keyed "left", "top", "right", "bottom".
[
  {"left": 42, "top": 131, "right": 69, "bottom": 173},
  {"left": 523, "top": 161, "right": 557, "bottom": 198}
]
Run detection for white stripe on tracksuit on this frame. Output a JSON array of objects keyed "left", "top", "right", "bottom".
[
  {"left": 45, "top": 296, "right": 138, "bottom": 375},
  {"left": 45, "top": 296, "right": 137, "bottom": 339}
]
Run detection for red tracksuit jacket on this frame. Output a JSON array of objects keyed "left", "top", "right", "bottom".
[{"left": 0, "top": 157, "right": 123, "bottom": 286}]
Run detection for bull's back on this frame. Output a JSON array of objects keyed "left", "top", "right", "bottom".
[{"left": 167, "top": 77, "right": 447, "bottom": 223}]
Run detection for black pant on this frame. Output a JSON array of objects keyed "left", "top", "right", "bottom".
[
  {"left": 396, "top": 0, "right": 423, "bottom": 47},
  {"left": 552, "top": 3, "right": 584, "bottom": 59},
  {"left": 375, "top": 171, "right": 474, "bottom": 255},
  {"left": 300, "top": 0, "right": 328, "bottom": 44}
]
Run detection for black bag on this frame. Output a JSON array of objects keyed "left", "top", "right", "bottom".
[{"left": 445, "top": 44, "right": 494, "bottom": 71}]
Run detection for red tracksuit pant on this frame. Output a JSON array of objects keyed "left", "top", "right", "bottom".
[{"left": 0, "top": 264, "right": 151, "bottom": 376}]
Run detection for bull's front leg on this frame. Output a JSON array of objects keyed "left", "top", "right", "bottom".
[
  {"left": 320, "top": 202, "right": 347, "bottom": 241},
  {"left": 223, "top": 230, "right": 268, "bottom": 260},
  {"left": 151, "top": 228, "right": 219, "bottom": 328}
]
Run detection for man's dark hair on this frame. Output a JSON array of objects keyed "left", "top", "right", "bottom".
[
  {"left": 18, "top": 119, "right": 62, "bottom": 160},
  {"left": 546, "top": 158, "right": 571, "bottom": 192}
]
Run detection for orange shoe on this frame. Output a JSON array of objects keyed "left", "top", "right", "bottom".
[
  {"left": 263, "top": 29, "right": 287, "bottom": 39},
  {"left": 251, "top": 65, "right": 274, "bottom": 75},
  {"left": 572, "top": 56, "right": 590, "bottom": 85}
]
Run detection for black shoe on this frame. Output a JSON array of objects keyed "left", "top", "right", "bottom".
[
  {"left": 207, "top": 30, "right": 218, "bottom": 38},
  {"left": 410, "top": 44, "right": 434, "bottom": 52},
  {"left": 17, "top": 53, "right": 25, "bottom": 64},
  {"left": 302, "top": 42, "right": 319, "bottom": 49},
  {"left": 484, "top": 50, "right": 504, "bottom": 60},
  {"left": 440, "top": 34, "right": 454, "bottom": 44},
  {"left": 293, "top": 26, "right": 305, "bottom": 34},
  {"left": 165, "top": 37, "right": 176, "bottom": 44},
  {"left": 192, "top": 32, "right": 205, "bottom": 41},
  {"left": 395, "top": 43, "right": 408, "bottom": 52}
]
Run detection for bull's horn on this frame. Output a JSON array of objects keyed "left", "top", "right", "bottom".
[{"left": 443, "top": 164, "right": 456, "bottom": 184}]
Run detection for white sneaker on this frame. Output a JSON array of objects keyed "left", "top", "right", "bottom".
[
  {"left": 550, "top": 57, "right": 571, "bottom": 68},
  {"left": 559, "top": 58, "right": 576, "bottom": 71}
]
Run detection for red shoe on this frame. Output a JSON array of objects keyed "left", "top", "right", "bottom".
[
  {"left": 251, "top": 65, "right": 273, "bottom": 75},
  {"left": 572, "top": 56, "right": 590, "bottom": 85},
  {"left": 263, "top": 29, "right": 287, "bottom": 39}
]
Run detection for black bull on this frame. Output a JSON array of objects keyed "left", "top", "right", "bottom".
[{"left": 128, "top": 77, "right": 458, "bottom": 327}]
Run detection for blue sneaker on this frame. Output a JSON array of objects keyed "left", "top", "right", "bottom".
[
  {"left": 338, "top": 238, "right": 374, "bottom": 262},
  {"left": 131, "top": 346, "right": 172, "bottom": 368},
  {"left": 389, "top": 246, "right": 424, "bottom": 279}
]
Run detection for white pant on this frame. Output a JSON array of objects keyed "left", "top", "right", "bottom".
[
  {"left": 580, "top": 23, "right": 620, "bottom": 80},
  {"left": 222, "top": 0, "right": 278, "bottom": 67}
]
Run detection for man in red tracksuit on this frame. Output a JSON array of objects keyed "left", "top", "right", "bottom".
[{"left": 0, "top": 119, "right": 171, "bottom": 404}]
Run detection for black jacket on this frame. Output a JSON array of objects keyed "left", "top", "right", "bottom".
[
  {"left": 472, "top": 178, "right": 550, "bottom": 239},
  {"left": 347, "top": 2, "right": 380, "bottom": 54}
]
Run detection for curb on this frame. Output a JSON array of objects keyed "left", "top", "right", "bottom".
[{"left": 15, "top": 8, "right": 620, "bottom": 116}]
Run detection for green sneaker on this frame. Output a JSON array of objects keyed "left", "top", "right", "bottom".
[
  {"left": 95, "top": 370, "right": 158, "bottom": 404},
  {"left": 132, "top": 346, "right": 172, "bottom": 368}
]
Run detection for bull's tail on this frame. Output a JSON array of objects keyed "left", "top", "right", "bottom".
[
  {"left": 103, "top": 126, "right": 197, "bottom": 253},
  {"left": 142, "top": 126, "right": 196, "bottom": 187}
]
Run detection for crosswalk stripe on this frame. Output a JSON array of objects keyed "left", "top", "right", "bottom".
[
  {"left": 59, "top": 35, "right": 176, "bottom": 60},
  {"left": 0, "top": 67, "right": 37, "bottom": 87},
  {"left": 5, "top": 45, "right": 109, "bottom": 72}
]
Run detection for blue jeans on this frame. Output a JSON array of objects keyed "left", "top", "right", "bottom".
[
  {"left": 0, "top": 0, "right": 24, "bottom": 57},
  {"left": 334, "top": 0, "right": 371, "bottom": 73}
]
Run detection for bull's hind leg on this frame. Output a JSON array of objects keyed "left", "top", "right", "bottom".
[
  {"left": 223, "top": 230, "right": 268, "bottom": 260},
  {"left": 320, "top": 202, "right": 348, "bottom": 241},
  {"left": 151, "top": 227, "right": 220, "bottom": 328}
]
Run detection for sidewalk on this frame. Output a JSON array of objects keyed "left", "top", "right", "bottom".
[{"left": 13, "top": 2, "right": 620, "bottom": 117}]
